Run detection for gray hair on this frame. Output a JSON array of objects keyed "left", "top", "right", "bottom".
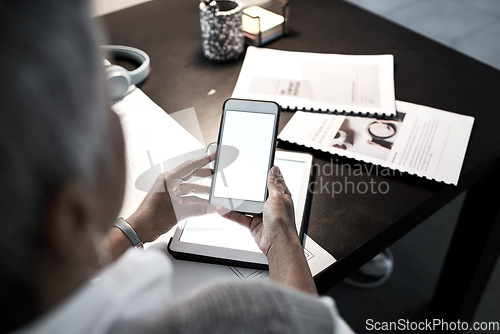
[{"left": 0, "top": 0, "right": 109, "bottom": 328}]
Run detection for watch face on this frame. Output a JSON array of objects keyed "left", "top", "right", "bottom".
[{"left": 368, "top": 121, "right": 397, "bottom": 139}]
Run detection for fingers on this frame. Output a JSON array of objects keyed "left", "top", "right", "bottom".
[
  {"left": 215, "top": 206, "right": 231, "bottom": 216},
  {"left": 180, "top": 196, "right": 216, "bottom": 214},
  {"left": 191, "top": 168, "right": 213, "bottom": 178},
  {"left": 179, "top": 183, "right": 211, "bottom": 196},
  {"left": 278, "top": 169, "right": 292, "bottom": 196},
  {"left": 216, "top": 206, "right": 261, "bottom": 230},
  {"left": 175, "top": 153, "right": 216, "bottom": 180},
  {"left": 267, "top": 166, "right": 291, "bottom": 196}
]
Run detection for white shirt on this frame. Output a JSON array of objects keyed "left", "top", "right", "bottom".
[
  {"left": 16, "top": 249, "right": 172, "bottom": 334},
  {"left": 15, "top": 248, "right": 353, "bottom": 334}
]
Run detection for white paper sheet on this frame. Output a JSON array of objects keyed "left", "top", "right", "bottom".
[
  {"left": 112, "top": 87, "right": 207, "bottom": 219},
  {"left": 112, "top": 88, "right": 336, "bottom": 297},
  {"left": 232, "top": 47, "right": 396, "bottom": 116},
  {"left": 279, "top": 100, "right": 475, "bottom": 185}
]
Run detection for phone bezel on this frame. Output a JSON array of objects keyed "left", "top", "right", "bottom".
[{"left": 209, "top": 98, "right": 280, "bottom": 214}]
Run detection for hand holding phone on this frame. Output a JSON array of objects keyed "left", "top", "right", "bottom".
[{"left": 209, "top": 98, "right": 280, "bottom": 214}]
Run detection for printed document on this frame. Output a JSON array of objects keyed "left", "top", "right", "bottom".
[
  {"left": 232, "top": 47, "right": 396, "bottom": 116},
  {"left": 279, "top": 101, "right": 474, "bottom": 185}
]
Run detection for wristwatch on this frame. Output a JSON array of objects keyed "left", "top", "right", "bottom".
[{"left": 114, "top": 218, "right": 144, "bottom": 249}]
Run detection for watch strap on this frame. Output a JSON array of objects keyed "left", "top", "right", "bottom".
[{"left": 114, "top": 218, "right": 143, "bottom": 249}]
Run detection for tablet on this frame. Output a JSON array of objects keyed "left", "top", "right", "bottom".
[{"left": 168, "top": 150, "right": 313, "bottom": 269}]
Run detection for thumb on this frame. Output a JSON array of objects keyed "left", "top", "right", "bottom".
[{"left": 267, "top": 166, "right": 283, "bottom": 195}]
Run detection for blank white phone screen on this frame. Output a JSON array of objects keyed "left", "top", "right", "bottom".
[{"left": 213, "top": 110, "right": 276, "bottom": 202}]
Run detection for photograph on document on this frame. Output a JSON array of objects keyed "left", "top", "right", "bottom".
[{"left": 332, "top": 112, "right": 406, "bottom": 161}]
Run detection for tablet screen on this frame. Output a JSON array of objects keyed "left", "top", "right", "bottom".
[
  {"left": 179, "top": 158, "right": 306, "bottom": 252},
  {"left": 213, "top": 110, "right": 277, "bottom": 202}
]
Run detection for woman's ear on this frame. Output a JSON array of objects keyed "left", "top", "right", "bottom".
[
  {"left": 41, "top": 179, "right": 100, "bottom": 265},
  {"left": 36, "top": 178, "right": 106, "bottom": 312}
]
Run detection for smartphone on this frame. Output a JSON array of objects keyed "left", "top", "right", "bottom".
[{"left": 209, "top": 98, "right": 280, "bottom": 214}]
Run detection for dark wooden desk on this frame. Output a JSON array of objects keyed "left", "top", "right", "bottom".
[{"left": 102, "top": 0, "right": 500, "bottom": 322}]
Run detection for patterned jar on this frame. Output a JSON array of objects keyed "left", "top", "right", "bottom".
[{"left": 200, "top": 0, "right": 244, "bottom": 61}]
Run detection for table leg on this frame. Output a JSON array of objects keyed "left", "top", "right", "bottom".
[{"left": 432, "top": 164, "right": 500, "bottom": 323}]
